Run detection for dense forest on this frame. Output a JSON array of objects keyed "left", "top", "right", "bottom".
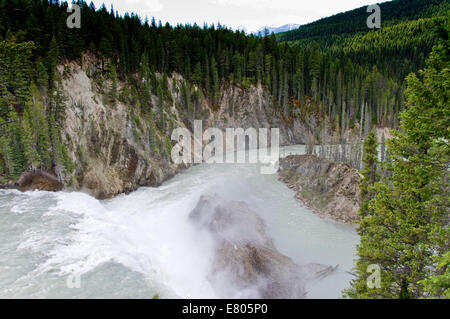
[
  {"left": 277, "top": 0, "right": 450, "bottom": 81},
  {"left": 278, "top": 0, "right": 449, "bottom": 42},
  {"left": 277, "top": 0, "right": 449, "bottom": 44}
]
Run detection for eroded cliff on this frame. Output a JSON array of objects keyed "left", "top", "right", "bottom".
[
  {"left": 279, "top": 155, "right": 362, "bottom": 224},
  {"left": 55, "top": 54, "right": 319, "bottom": 198}
]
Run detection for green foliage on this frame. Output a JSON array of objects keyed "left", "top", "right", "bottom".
[
  {"left": 35, "top": 59, "right": 49, "bottom": 91},
  {"left": 0, "top": 116, "right": 17, "bottom": 180},
  {"left": 22, "top": 101, "right": 40, "bottom": 169},
  {"left": 47, "top": 73, "right": 67, "bottom": 126},
  {"left": 0, "top": 34, "right": 35, "bottom": 116},
  {"left": 360, "top": 130, "right": 379, "bottom": 218},
  {"left": 6, "top": 110, "right": 27, "bottom": 176},
  {"left": 420, "top": 252, "right": 450, "bottom": 298},
  {"left": 278, "top": 0, "right": 449, "bottom": 82},
  {"left": 343, "top": 131, "right": 380, "bottom": 299},
  {"left": 46, "top": 36, "right": 59, "bottom": 87},
  {"left": 27, "top": 84, "right": 52, "bottom": 170},
  {"left": 346, "top": 29, "right": 449, "bottom": 299}
]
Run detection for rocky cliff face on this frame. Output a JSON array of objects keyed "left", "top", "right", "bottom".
[
  {"left": 54, "top": 55, "right": 318, "bottom": 199},
  {"left": 59, "top": 58, "right": 185, "bottom": 199},
  {"left": 279, "top": 155, "right": 362, "bottom": 224},
  {"left": 206, "top": 84, "right": 314, "bottom": 146}
]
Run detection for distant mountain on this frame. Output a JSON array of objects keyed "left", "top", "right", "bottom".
[
  {"left": 253, "top": 24, "right": 300, "bottom": 37},
  {"left": 236, "top": 25, "right": 248, "bottom": 34}
]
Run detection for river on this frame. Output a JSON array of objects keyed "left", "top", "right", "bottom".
[{"left": 0, "top": 145, "right": 359, "bottom": 299}]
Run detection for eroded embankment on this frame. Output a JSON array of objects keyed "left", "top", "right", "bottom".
[{"left": 279, "top": 155, "right": 361, "bottom": 224}]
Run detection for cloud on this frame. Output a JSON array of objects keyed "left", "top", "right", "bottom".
[
  {"left": 91, "top": 0, "right": 163, "bottom": 16},
  {"left": 122, "top": 0, "right": 163, "bottom": 13},
  {"left": 208, "top": 0, "right": 375, "bottom": 13},
  {"left": 209, "top": 0, "right": 302, "bottom": 11}
]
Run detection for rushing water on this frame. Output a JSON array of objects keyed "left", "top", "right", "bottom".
[{"left": 0, "top": 145, "right": 359, "bottom": 299}]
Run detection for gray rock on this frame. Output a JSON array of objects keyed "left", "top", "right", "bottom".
[
  {"left": 189, "top": 194, "right": 337, "bottom": 298},
  {"left": 279, "top": 155, "right": 362, "bottom": 224}
]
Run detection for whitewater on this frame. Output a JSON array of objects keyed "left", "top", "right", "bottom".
[{"left": 0, "top": 146, "right": 358, "bottom": 299}]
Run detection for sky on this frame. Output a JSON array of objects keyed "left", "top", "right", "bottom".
[{"left": 88, "top": 0, "right": 385, "bottom": 33}]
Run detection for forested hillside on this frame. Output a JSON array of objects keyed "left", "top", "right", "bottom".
[
  {"left": 277, "top": 0, "right": 448, "bottom": 44},
  {"left": 277, "top": 0, "right": 449, "bottom": 81}
]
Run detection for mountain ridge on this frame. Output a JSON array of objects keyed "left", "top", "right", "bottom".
[
  {"left": 277, "top": 0, "right": 449, "bottom": 43},
  {"left": 253, "top": 24, "right": 301, "bottom": 37}
]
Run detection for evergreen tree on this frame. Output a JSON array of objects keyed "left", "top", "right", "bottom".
[
  {"left": 345, "top": 30, "right": 449, "bottom": 299},
  {"left": 22, "top": 102, "right": 40, "bottom": 169},
  {"left": 420, "top": 252, "right": 449, "bottom": 299},
  {"left": 46, "top": 36, "right": 59, "bottom": 87},
  {"left": 6, "top": 110, "right": 26, "bottom": 176},
  {"left": 28, "top": 84, "right": 52, "bottom": 170},
  {"left": 360, "top": 130, "right": 379, "bottom": 217},
  {"left": 344, "top": 130, "right": 380, "bottom": 298},
  {"left": 0, "top": 118, "right": 15, "bottom": 181}
]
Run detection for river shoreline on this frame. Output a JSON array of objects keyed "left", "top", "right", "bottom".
[
  {"left": 278, "top": 154, "right": 361, "bottom": 224},
  {"left": 2, "top": 147, "right": 362, "bottom": 225}
]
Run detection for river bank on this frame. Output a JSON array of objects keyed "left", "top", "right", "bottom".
[{"left": 278, "top": 154, "right": 361, "bottom": 224}]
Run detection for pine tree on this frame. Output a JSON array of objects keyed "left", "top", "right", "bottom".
[
  {"left": 28, "top": 84, "right": 52, "bottom": 170},
  {"left": 343, "top": 130, "right": 380, "bottom": 298},
  {"left": 420, "top": 252, "right": 450, "bottom": 299},
  {"left": 6, "top": 110, "right": 26, "bottom": 176},
  {"left": 22, "top": 102, "right": 40, "bottom": 169},
  {"left": 360, "top": 130, "right": 379, "bottom": 217},
  {"left": 0, "top": 35, "right": 35, "bottom": 114},
  {"left": 345, "top": 31, "right": 449, "bottom": 299},
  {"left": 48, "top": 73, "right": 67, "bottom": 126},
  {"left": 35, "top": 59, "right": 49, "bottom": 91},
  {"left": 46, "top": 36, "right": 59, "bottom": 87},
  {"left": 0, "top": 117, "right": 15, "bottom": 181},
  {"left": 192, "top": 62, "right": 202, "bottom": 86}
]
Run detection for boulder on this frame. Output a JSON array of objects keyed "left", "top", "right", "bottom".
[{"left": 189, "top": 194, "right": 337, "bottom": 298}]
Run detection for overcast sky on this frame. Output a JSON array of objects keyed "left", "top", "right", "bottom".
[{"left": 88, "top": 0, "right": 385, "bottom": 33}]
